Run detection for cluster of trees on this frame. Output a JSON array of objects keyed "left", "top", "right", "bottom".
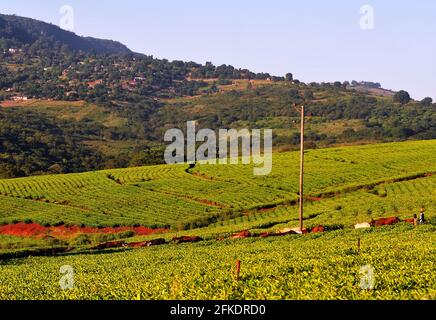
[
  {"left": 0, "top": 106, "right": 169, "bottom": 178},
  {"left": 0, "top": 49, "right": 200, "bottom": 101},
  {"left": 350, "top": 81, "right": 381, "bottom": 89},
  {"left": 1, "top": 14, "right": 296, "bottom": 105},
  {"left": 0, "top": 45, "right": 295, "bottom": 102},
  {"left": 1, "top": 76, "right": 434, "bottom": 178},
  {"left": 1, "top": 14, "right": 434, "bottom": 179},
  {"left": 1, "top": 13, "right": 293, "bottom": 102},
  {"left": 0, "top": 109, "right": 103, "bottom": 178},
  {"left": 1, "top": 12, "right": 295, "bottom": 102},
  {"left": 393, "top": 90, "right": 411, "bottom": 104},
  {"left": 150, "top": 84, "right": 435, "bottom": 149},
  {"left": 190, "top": 62, "right": 292, "bottom": 82},
  {"left": 393, "top": 90, "right": 433, "bottom": 107}
]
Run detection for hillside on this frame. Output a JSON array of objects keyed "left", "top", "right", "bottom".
[
  {"left": 0, "top": 13, "right": 131, "bottom": 54},
  {"left": 0, "top": 140, "right": 434, "bottom": 231},
  {"left": 0, "top": 14, "right": 435, "bottom": 179},
  {"left": 0, "top": 140, "right": 435, "bottom": 300},
  {"left": 1, "top": 224, "right": 434, "bottom": 300}
]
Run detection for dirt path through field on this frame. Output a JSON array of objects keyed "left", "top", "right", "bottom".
[{"left": 0, "top": 222, "right": 168, "bottom": 239}]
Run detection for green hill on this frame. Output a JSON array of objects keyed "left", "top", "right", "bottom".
[
  {"left": 0, "top": 140, "right": 435, "bottom": 300},
  {"left": 0, "top": 14, "right": 435, "bottom": 180},
  {"left": 0, "top": 13, "right": 131, "bottom": 54},
  {"left": 0, "top": 140, "right": 434, "bottom": 231}
]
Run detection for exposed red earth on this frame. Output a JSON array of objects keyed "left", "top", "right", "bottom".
[
  {"left": 0, "top": 222, "right": 168, "bottom": 239},
  {"left": 196, "top": 199, "right": 225, "bottom": 208},
  {"left": 172, "top": 235, "right": 203, "bottom": 243},
  {"left": 127, "top": 238, "right": 166, "bottom": 248},
  {"left": 306, "top": 196, "right": 322, "bottom": 202},
  {"left": 403, "top": 218, "right": 416, "bottom": 224},
  {"left": 230, "top": 230, "right": 251, "bottom": 239},
  {"left": 0, "top": 214, "right": 416, "bottom": 254},
  {"left": 310, "top": 225, "right": 325, "bottom": 233},
  {"left": 370, "top": 217, "right": 401, "bottom": 227}
]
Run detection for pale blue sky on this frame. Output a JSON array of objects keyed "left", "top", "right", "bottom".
[{"left": 1, "top": 0, "right": 435, "bottom": 100}]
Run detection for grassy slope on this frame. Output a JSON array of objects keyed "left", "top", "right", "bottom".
[
  {"left": 0, "top": 224, "right": 434, "bottom": 299},
  {"left": 152, "top": 82, "right": 370, "bottom": 146},
  {"left": 1, "top": 100, "right": 126, "bottom": 126},
  {"left": 0, "top": 140, "right": 434, "bottom": 229},
  {"left": 0, "top": 100, "right": 132, "bottom": 160},
  {"left": 0, "top": 140, "right": 435, "bottom": 300}
]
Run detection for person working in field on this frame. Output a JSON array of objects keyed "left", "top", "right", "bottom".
[{"left": 418, "top": 207, "right": 425, "bottom": 224}]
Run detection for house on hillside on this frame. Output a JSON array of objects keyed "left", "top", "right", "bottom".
[
  {"left": 8, "top": 48, "right": 22, "bottom": 54},
  {"left": 11, "top": 96, "right": 28, "bottom": 101},
  {"left": 66, "top": 91, "right": 78, "bottom": 97}
]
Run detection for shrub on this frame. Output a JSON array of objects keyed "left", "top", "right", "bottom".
[{"left": 72, "top": 234, "right": 92, "bottom": 246}]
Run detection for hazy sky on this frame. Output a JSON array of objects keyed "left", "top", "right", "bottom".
[{"left": 1, "top": 0, "right": 435, "bottom": 100}]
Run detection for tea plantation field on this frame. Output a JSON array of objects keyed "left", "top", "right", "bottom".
[
  {"left": 0, "top": 140, "right": 435, "bottom": 300},
  {"left": 0, "top": 224, "right": 434, "bottom": 300}
]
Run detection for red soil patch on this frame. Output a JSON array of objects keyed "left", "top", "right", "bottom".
[
  {"left": 0, "top": 223, "right": 47, "bottom": 237},
  {"left": 134, "top": 226, "right": 166, "bottom": 235},
  {"left": 0, "top": 222, "right": 168, "bottom": 239},
  {"left": 310, "top": 225, "right": 325, "bottom": 233},
  {"left": 192, "top": 172, "right": 214, "bottom": 180},
  {"left": 371, "top": 217, "right": 401, "bottom": 227},
  {"left": 172, "top": 236, "right": 203, "bottom": 243},
  {"left": 127, "top": 238, "right": 166, "bottom": 248},
  {"left": 259, "top": 207, "right": 276, "bottom": 212},
  {"left": 230, "top": 230, "right": 251, "bottom": 239},
  {"left": 306, "top": 196, "right": 322, "bottom": 202},
  {"left": 197, "top": 199, "right": 225, "bottom": 208},
  {"left": 160, "top": 190, "right": 224, "bottom": 208},
  {"left": 0, "top": 99, "right": 37, "bottom": 108},
  {"left": 403, "top": 218, "right": 415, "bottom": 224}
]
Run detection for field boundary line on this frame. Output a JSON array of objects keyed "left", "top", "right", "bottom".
[{"left": 311, "top": 171, "right": 436, "bottom": 199}]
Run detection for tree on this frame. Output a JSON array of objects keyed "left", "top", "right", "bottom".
[
  {"left": 342, "top": 81, "right": 350, "bottom": 89},
  {"left": 393, "top": 90, "right": 411, "bottom": 104},
  {"left": 420, "top": 97, "right": 433, "bottom": 107},
  {"left": 285, "top": 73, "right": 293, "bottom": 81},
  {"left": 303, "top": 90, "right": 314, "bottom": 101}
]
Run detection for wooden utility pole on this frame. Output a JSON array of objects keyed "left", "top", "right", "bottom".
[{"left": 299, "top": 106, "right": 305, "bottom": 232}]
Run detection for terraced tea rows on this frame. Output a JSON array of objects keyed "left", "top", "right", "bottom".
[
  {"left": 197, "top": 175, "right": 435, "bottom": 239},
  {"left": 0, "top": 169, "right": 219, "bottom": 227},
  {"left": 0, "top": 140, "right": 434, "bottom": 229},
  {"left": 0, "top": 140, "right": 435, "bottom": 301},
  {"left": 193, "top": 140, "right": 436, "bottom": 194}
]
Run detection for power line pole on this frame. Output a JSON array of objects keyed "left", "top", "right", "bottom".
[{"left": 298, "top": 105, "right": 305, "bottom": 232}]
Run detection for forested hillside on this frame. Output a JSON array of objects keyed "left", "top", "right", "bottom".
[{"left": 0, "top": 13, "right": 435, "bottom": 179}]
